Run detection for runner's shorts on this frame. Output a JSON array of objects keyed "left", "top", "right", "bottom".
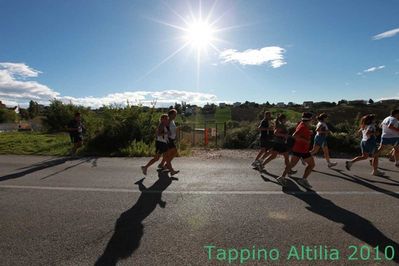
[
  {"left": 380, "top": 137, "right": 399, "bottom": 146},
  {"left": 156, "top": 141, "right": 168, "bottom": 154},
  {"left": 361, "top": 139, "right": 376, "bottom": 156},
  {"left": 260, "top": 138, "right": 273, "bottom": 149},
  {"left": 314, "top": 135, "right": 327, "bottom": 147}
]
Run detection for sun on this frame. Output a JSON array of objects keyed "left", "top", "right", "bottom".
[{"left": 184, "top": 21, "right": 215, "bottom": 49}]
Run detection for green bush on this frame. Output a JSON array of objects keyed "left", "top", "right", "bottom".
[
  {"left": 326, "top": 132, "right": 360, "bottom": 155},
  {"left": 0, "top": 108, "right": 17, "bottom": 123},
  {"left": 223, "top": 123, "right": 258, "bottom": 149}
]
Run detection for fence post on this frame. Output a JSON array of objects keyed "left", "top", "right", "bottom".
[
  {"left": 215, "top": 123, "right": 218, "bottom": 148},
  {"left": 192, "top": 123, "right": 195, "bottom": 146}
]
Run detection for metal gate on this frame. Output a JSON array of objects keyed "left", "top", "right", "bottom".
[{"left": 178, "top": 122, "right": 226, "bottom": 148}]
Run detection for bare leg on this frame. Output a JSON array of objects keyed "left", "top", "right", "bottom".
[
  {"left": 322, "top": 145, "right": 331, "bottom": 164},
  {"left": 262, "top": 151, "right": 278, "bottom": 167},
  {"left": 280, "top": 153, "right": 291, "bottom": 177},
  {"left": 310, "top": 145, "right": 320, "bottom": 155},
  {"left": 394, "top": 147, "right": 399, "bottom": 165},
  {"left": 372, "top": 154, "right": 379, "bottom": 172},
  {"left": 351, "top": 154, "right": 369, "bottom": 164},
  {"left": 281, "top": 156, "right": 301, "bottom": 178},
  {"left": 260, "top": 149, "right": 272, "bottom": 160},
  {"left": 255, "top": 148, "right": 266, "bottom": 161},
  {"left": 144, "top": 154, "right": 161, "bottom": 169},
  {"left": 165, "top": 148, "right": 178, "bottom": 172},
  {"left": 303, "top": 156, "right": 315, "bottom": 179}
]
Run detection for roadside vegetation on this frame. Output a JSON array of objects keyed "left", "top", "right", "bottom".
[{"left": 0, "top": 99, "right": 397, "bottom": 156}]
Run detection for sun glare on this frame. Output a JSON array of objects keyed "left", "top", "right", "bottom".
[{"left": 184, "top": 21, "right": 215, "bottom": 49}]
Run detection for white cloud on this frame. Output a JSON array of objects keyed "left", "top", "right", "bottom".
[
  {"left": 358, "top": 65, "right": 385, "bottom": 75},
  {"left": 372, "top": 27, "right": 399, "bottom": 40},
  {"left": 219, "top": 46, "right": 286, "bottom": 68},
  {"left": 364, "top": 65, "right": 385, "bottom": 72},
  {"left": 59, "top": 90, "right": 219, "bottom": 108},
  {"left": 0, "top": 62, "right": 221, "bottom": 108},
  {"left": 0, "top": 63, "right": 58, "bottom": 105}
]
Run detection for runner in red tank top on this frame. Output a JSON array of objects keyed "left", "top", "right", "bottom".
[{"left": 280, "top": 112, "right": 315, "bottom": 189}]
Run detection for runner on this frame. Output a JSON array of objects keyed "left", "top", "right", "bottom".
[
  {"left": 260, "top": 114, "right": 296, "bottom": 183},
  {"left": 251, "top": 111, "right": 274, "bottom": 168},
  {"left": 345, "top": 114, "right": 385, "bottom": 176},
  {"left": 141, "top": 114, "right": 170, "bottom": 175},
  {"left": 310, "top": 113, "right": 337, "bottom": 168},
  {"left": 67, "top": 112, "right": 84, "bottom": 155},
  {"left": 157, "top": 109, "right": 179, "bottom": 176},
  {"left": 280, "top": 112, "right": 315, "bottom": 189},
  {"left": 377, "top": 109, "right": 399, "bottom": 167}
]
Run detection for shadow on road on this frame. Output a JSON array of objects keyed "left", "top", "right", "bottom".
[
  {"left": 314, "top": 169, "right": 399, "bottom": 200},
  {"left": 95, "top": 172, "right": 175, "bottom": 266},
  {"left": 0, "top": 157, "right": 94, "bottom": 182},
  {"left": 282, "top": 179, "right": 399, "bottom": 263}
]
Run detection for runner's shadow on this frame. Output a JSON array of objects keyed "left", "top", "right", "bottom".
[
  {"left": 260, "top": 175, "right": 281, "bottom": 186},
  {"left": 0, "top": 157, "right": 81, "bottom": 182},
  {"left": 313, "top": 170, "right": 399, "bottom": 200},
  {"left": 283, "top": 179, "right": 399, "bottom": 263},
  {"left": 378, "top": 167, "right": 399, "bottom": 174},
  {"left": 40, "top": 157, "right": 95, "bottom": 180},
  {"left": 95, "top": 172, "right": 174, "bottom": 266},
  {"left": 352, "top": 175, "right": 399, "bottom": 186}
]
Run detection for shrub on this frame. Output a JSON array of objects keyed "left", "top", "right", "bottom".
[{"left": 223, "top": 123, "right": 258, "bottom": 149}]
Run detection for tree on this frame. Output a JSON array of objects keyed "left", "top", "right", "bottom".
[
  {"left": 368, "top": 98, "right": 374, "bottom": 104},
  {"left": 0, "top": 108, "right": 17, "bottom": 123},
  {"left": 28, "top": 100, "right": 39, "bottom": 118}
]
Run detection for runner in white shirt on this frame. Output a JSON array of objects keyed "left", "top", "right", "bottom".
[
  {"left": 158, "top": 109, "right": 179, "bottom": 176},
  {"left": 310, "top": 113, "right": 337, "bottom": 168},
  {"left": 141, "top": 114, "right": 170, "bottom": 175},
  {"left": 377, "top": 109, "right": 399, "bottom": 167},
  {"left": 346, "top": 114, "right": 385, "bottom": 176}
]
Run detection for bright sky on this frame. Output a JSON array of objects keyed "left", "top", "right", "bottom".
[{"left": 0, "top": 0, "right": 398, "bottom": 107}]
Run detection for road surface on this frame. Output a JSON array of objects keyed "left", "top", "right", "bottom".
[{"left": 1, "top": 153, "right": 399, "bottom": 265}]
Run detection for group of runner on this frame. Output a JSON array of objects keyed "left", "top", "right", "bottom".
[
  {"left": 141, "top": 109, "right": 180, "bottom": 176},
  {"left": 252, "top": 109, "right": 399, "bottom": 189},
  {"left": 67, "top": 108, "right": 399, "bottom": 190}
]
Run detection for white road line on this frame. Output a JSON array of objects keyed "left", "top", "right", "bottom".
[{"left": 0, "top": 184, "right": 398, "bottom": 195}]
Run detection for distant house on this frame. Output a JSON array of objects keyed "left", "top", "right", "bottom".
[
  {"left": 219, "top": 103, "right": 226, "bottom": 108},
  {"left": 276, "top": 102, "right": 285, "bottom": 107},
  {"left": 0, "top": 101, "right": 6, "bottom": 109},
  {"left": 233, "top": 102, "right": 241, "bottom": 107},
  {"left": 287, "top": 102, "right": 295, "bottom": 107},
  {"left": 378, "top": 99, "right": 399, "bottom": 105},
  {"left": 303, "top": 101, "right": 314, "bottom": 108}
]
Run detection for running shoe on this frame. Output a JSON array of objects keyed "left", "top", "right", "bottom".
[
  {"left": 276, "top": 176, "right": 287, "bottom": 186},
  {"left": 372, "top": 170, "right": 385, "bottom": 177},
  {"left": 345, "top": 161, "right": 352, "bottom": 171},
  {"left": 170, "top": 170, "right": 180, "bottom": 176},
  {"left": 297, "top": 178, "right": 312, "bottom": 189},
  {"left": 257, "top": 164, "right": 264, "bottom": 171},
  {"left": 251, "top": 160, "right": 260, "bottom": 167},
  {"left": 288, "top": 169, "right": 297, "bottom": 175},
  {"left": 389, "top": 156, "right": 395, "bottom": 162},
  {"left": 328, "top": 162, "right": 338, "bottom": 168},
  {"left": 300, "top": 158, "right": 306, "bottom": 165},
  {"left": 134, "top": 178, "right": 145, "bottom": 185},
  {"left": 141, "top": 166, "right": 147, "bottom": 175},
  {"left": 395, "top": 163, "right": 399, "bottom": 168},
  {"left": 157, "top": 163, "right": 164, "bottom": 169},
  {"left": 369, "top": 159, "right": 373, "bottom": 166}
]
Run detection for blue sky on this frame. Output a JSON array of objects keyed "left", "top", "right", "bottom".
[{"left": 0, "top": 0, "right": 398, "bottom": 107}]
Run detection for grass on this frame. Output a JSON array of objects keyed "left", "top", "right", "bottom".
[
  {"left": 0, "top": 132, "right": 71, "bottom": 156},
  {"left": 215, "top": 107, "right": 232, "bottom": 123},
  {"left": 0, "top": 131, "right": 192, "bottom": 157}
]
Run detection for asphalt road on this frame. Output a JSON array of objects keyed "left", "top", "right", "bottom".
[{"left": 1, "top": 153, "right": 399, "bottom": 265}]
